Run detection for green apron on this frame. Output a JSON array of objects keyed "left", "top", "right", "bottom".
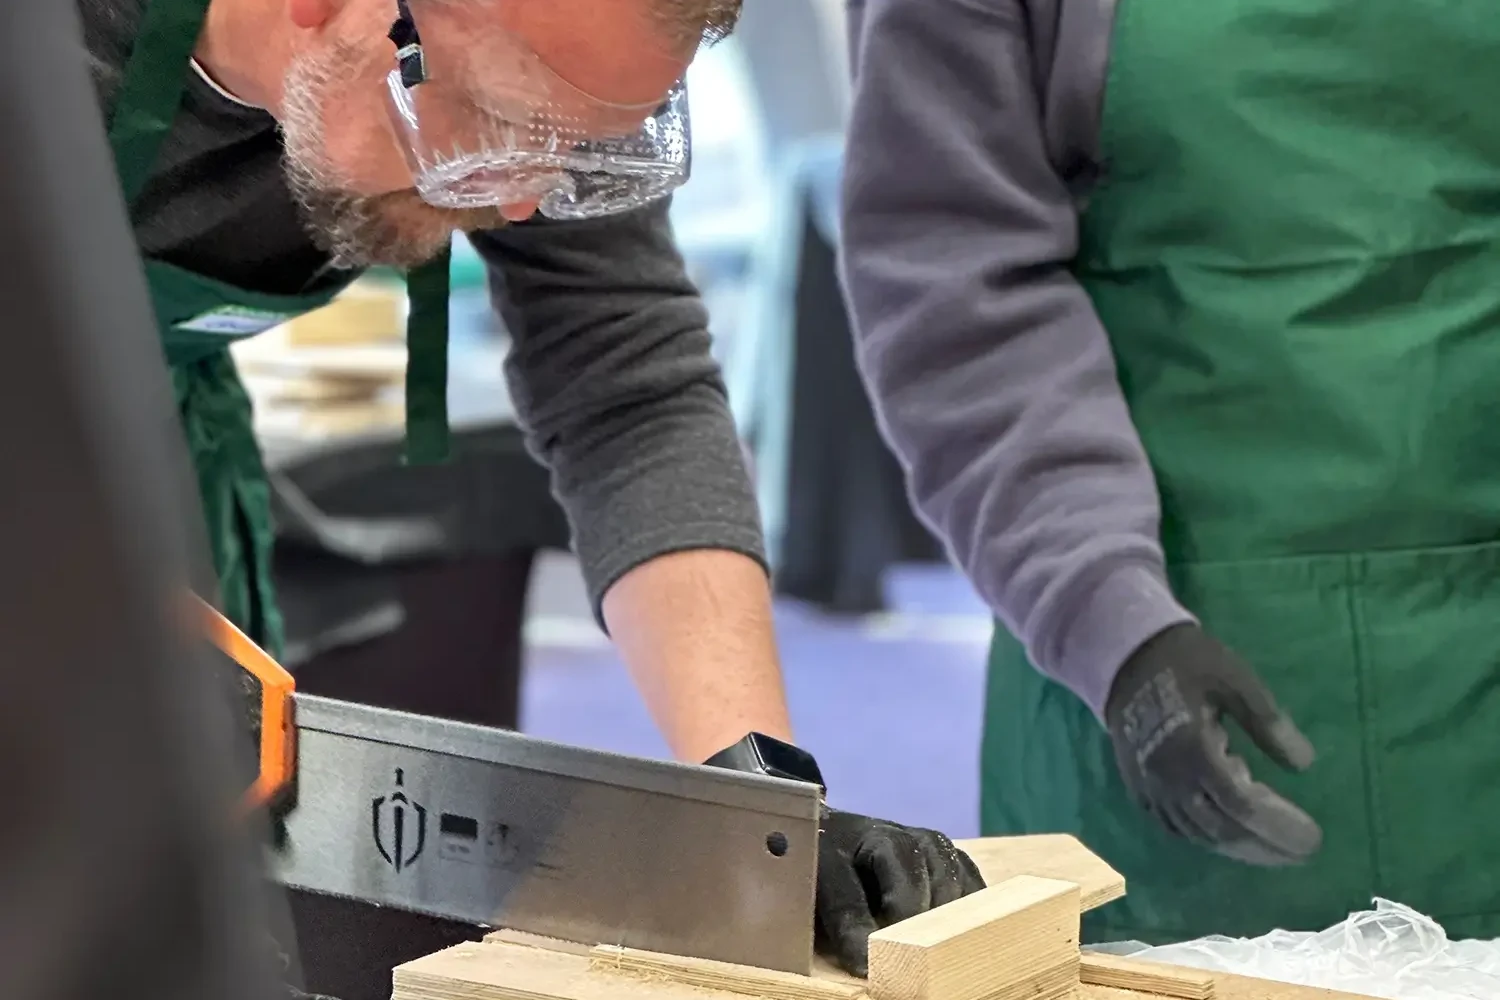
[
  {"left": 107, "top": 0, "right": 453, "bottom": 652},
  {"left": 983, "top": 0, "right": 1500, "bottom": 943}
]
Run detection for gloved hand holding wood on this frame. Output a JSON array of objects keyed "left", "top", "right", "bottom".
[
  {"left": 704, "top": 733, "right": 986, "bottom": 978},
  {"left": 813, "top": 807, "right": 986, "bottom": 977},
  {"left": 1105, "top": 624, "right": 1323, "bottom": 867}
]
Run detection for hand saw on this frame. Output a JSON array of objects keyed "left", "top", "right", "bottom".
[{"left": 197, "top": 596, "right": 823, "bottom": 974}]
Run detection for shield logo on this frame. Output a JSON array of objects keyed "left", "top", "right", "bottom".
[{"left": 372, "top": 768, "right": 427, "bottom": 871}]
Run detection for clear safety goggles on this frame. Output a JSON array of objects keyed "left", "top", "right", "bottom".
[{"left": 384, "top": 0, "right": 692, "bottom": 219}]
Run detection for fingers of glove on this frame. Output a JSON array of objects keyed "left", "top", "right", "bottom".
[
  {"left": 1165, "top": 787, "right": 1300, "bottom": 866},
  {"left": 1158, "top": 795, "right": 1223, "bottom": 847},
  {"left": 1225, "top": 780, "right": 1322, "bottom": 862},
  {"left": 1208, "top": 662, "right": 1316, "bottom": 772},
  {"left": 1123, "top": 785, "right": 1205, "bottom": 850},
  {"left": 856, "top": 826, "right": 933, "bottom": 925},
  {"left": 1209, "top": 830, "right": 1311, "bottom": 867},
  {"left": 1255, "top": 714, "right": 1317, "bottom": 772},
  {"left": 814, "top": 857, "right": 881, "bottom": 978},
  {"left": 915, "top": 832, "right": 985, "bottom": 908},
  {"left": 1137, "top": 720, "right": 1317, "bottom": 865},
  {"left": 1194, "top": 734, "right": 1323, "bottom": 863},
  {"left": 1154, "top": 783, "right": 1302, "bottom": 866}
]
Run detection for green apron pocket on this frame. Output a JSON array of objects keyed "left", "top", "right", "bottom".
[
  {"left": 1350, "top": 539, "right": 1500, "bottom": 938},
  {"left": 986, "top": 551, "right": 1387, "bottom": 943},
  {"left": 1126, "top": 553, "right": 1381, "bottom": 940}
]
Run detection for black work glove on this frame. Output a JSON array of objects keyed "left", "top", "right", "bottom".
[
  {"left": 814, "top": 807, "right": 986, "bottom": 977},
  {"left": 1105, "top": 623, "right": 1322, "bottom": 867}
]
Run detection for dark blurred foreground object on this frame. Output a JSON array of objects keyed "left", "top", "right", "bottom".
[{"left": 0, "top": 1, "right": 289, "bottom": 997}]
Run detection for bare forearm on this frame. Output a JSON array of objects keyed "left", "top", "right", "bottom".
[
  {"left": 472, "top": 204, "right": 790, "bottom": 759},
  {"left": 602, "top": 548, "right": 794, "bottom": 763}
]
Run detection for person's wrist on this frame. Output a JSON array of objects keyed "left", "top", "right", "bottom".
[
  {"left": 703, "top": 732, "right": 827, "bottom": 792},
  {"left": 1104, "top": 622, "right": 1196, "bottom": 728},
  {"left": 1048, "top": 564, "right": 1195, "bottom": 723}
]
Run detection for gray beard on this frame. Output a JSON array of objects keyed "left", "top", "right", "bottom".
[
  {"left": 276, "top": 43, "right": 502, "bottom": 270},
  {"left": 279, "top": 152, "right": 447, "bottom": 270}
]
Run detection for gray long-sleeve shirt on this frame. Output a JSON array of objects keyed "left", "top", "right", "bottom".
[
  {"left": 839, "top": 0, "right": 1195, "bottom": 718},
  {"left": 79, "top": 0, "right": 767, "bottom": 616}
]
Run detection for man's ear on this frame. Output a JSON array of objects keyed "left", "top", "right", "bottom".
[{"left": 287, "top": 0, "right": 335, "bottom": 30}]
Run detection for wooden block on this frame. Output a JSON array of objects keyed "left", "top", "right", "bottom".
[
  {"left": 234, "top": 343, "right": 410, "bottom": 381},
  {"left": 1079, "top": 954, "right": 1213, "bottom": 999},
  {"left": 953, "top": 835, "right": 1125, "bottom": 912},
  {"left": 867, "top": 876, "right": 1081, "bottom": 1000},
  {"left": 590, "top": 945, "right": 866, "bottom": 1000},
  {"left": 267, "top": 377, "right": 389, "bottom": 405},
  {"left": 287, "top": 398, "right": 405, "bottom": 436},
  {"left": 283, "top": 282, "right": 405, "bottom": 345}
]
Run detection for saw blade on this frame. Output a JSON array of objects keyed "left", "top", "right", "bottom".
[{"left": 272, "top": 695, "right": 822, "bottom": 974}]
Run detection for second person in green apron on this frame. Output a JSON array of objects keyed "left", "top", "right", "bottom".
[{"left": 840, "top": 0, "right": 1500, "bottom": 944}]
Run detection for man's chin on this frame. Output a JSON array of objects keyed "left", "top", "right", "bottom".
[{"left": 294, "top": 186, "right": 513, "bottom": 271}]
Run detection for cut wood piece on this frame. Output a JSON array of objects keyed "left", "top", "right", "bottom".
[
  {"left": 867, "top": 876, "right": 1081, "bottom": 1000},
  {"left": 1209, "top": 971, "right": 1380, "bottom": 1000},
  {"left": 484, "top": 929, "right": 594, "bottom": 957},
  {"left": 810, "top": 955, "right": 868, "bottom": 988},
  {"left": 1080, "top": 970, "right": 1379, "bottom": 1000},
  {"left": 590, "top": 945, "right": 866, "bottom": 1000},
  {"left": 1080, "top": 954, "right": 1213, "bottom": 999},
  {"left": 953, "top": 835, "right": 1125, "bottom": 912},
  {"left": 394, "top": 940, "right": 713, "bottom": 1000}
]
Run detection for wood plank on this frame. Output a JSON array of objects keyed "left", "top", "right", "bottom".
[
  {"left": 1210, "top": 971, "right": 1380, "bottom": 1000},
  {"left": 810, "top": 956, "right": 862, "bottom": 985},
  {"left": 394, "top": 941, "right": 721, "bottom": 1000},
  {"left": 484, "top": 929, "right": 594, "bottom": 957},
  {"left": 953, "top": 835, "right": 1125, "bottom": 912},
  {"left": 1082, "top": 972, "right": 1378, "bottom": 1000},
  {"left": 397, "top": 937, "right": 1381, "bottom": 1000},
  {"left": 866, "top": 876, "right": 1081, "bottom": 1000},
  {"left": 474, "top": 834, "right": 1125, "bottom": 992},
  {"left": 1079, "top": 954, "right": 1213, "bottom": 999},
  {"left": 590, "top": 945, "right": 866, "bottom": 1000},
  {"left": 396, "top": 838, "right": 1377, "bottom": 1000}
]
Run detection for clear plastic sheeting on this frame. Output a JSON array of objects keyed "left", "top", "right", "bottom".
[{"left": 1093, "top": 900, "right": 1500, "bottom": 999}]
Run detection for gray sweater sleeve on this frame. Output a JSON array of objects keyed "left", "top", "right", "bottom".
[
  {"left": 838, "top": 0, "right": 1193, "bottom": 718},
  {"left": 468, "top": 199, "right": 768, "bottom": 621}
]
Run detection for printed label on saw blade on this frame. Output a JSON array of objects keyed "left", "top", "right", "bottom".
[{"left": 437, "top": 812, "right": 521, "bottom": 868}]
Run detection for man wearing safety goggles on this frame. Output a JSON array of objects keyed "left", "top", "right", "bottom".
[{"left": 78, "top": 0, "right": 984, "bottom": 992}]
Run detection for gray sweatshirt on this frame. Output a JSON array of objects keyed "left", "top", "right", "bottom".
[
  {"left": 839, "top": 0, "right": 1195, "bottom": 719},
  {"left": 78, "top": 0, "right": 767, "bottom": 617}
]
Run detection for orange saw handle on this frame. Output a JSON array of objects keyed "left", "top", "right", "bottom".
[{"left": 190, "top": 594, "right": 296, "bottom": 815}]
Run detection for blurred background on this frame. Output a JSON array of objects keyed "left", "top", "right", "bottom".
[{"left": 232, "top": 0, "right": 990, "bottom": 839}]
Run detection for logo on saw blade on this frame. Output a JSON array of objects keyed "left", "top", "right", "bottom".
[{"left": 372, "top": 768, "right": 427, "bottom": 871}]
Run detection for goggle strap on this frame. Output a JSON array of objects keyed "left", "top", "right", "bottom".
[{"left": 388, "top": 0, "right": 428, "bottom": 88}]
